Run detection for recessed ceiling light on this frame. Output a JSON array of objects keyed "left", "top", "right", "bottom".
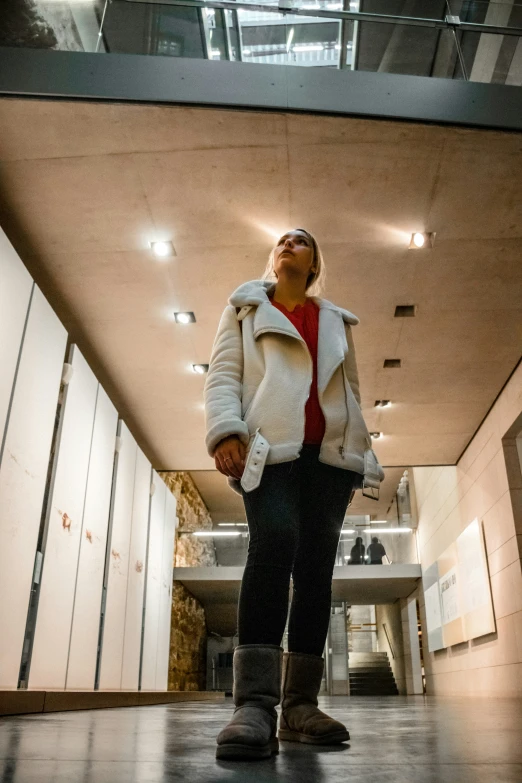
[
  {"left": 370, "top": 432, "right": 382, "bottom": 439},
  {"left": 150, "top": 240, "right": 176, "bottom": 258},
  {"left": 383, "top": 359, "right": 401, "bottom": 368},
  {"left": 174, "top": 311, "right": 196, "bottom": 324},
  {"left": 192, "top": 531, "right": 241, "bottom": 537},
  {"left": 192, "top": 364, "right": 209, "bottom": 375},
  {"left": 394, "top": 305, "right": 416, "bottom": 318},
  {"left": 409, "top": 232, "right": 435, "bottom": 249},
  {"left": 374, "top": 400, "right": 391, "bottom": 407}
]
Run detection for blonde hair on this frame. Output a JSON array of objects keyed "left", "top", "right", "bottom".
[{"left": 261, "top": 227, "right": 327, "bottom": 297}]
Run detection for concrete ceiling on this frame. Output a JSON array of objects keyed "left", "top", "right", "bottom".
[
  {"left": 191, "top": 466, "right": 406, "bottom": 522},
  {"left": 0, "top": 98, "right": 521, "bottom": 522}
]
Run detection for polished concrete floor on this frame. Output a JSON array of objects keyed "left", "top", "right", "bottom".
[{"left": 1, "top": 695, "right": 522, "bottom": 782}]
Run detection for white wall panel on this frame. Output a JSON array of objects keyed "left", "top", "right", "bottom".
[
  {"left": 29, "top": 346, "right": 99, "bottom": 690},
  {"left": 155, "top": 487, "right": 177, "bottom": 691},
  {"left": 0, "top": 229, "right": 33, "bottom": 447},
  {"left": 98, "top": 422, "right": 138, "bottom": 690},
  {"left": 66, "top": 386, "right": 118, "bottom": 690},
  {"left": 140, "top": 473, "right": 166, "bottom": 691},
  {"left": 0, "top": 287, "right": 67, "bottom": 689},
  {"left": 121, "top": 448, "right": 151, "bottom": 690}
]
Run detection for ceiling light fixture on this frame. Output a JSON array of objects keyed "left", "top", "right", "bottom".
[
  {"left": 409, "top": 232, "right": 435, "bottom": 249},
  {"left": 394, "top": 305, "right": 416, "bottom": 318},
  {"left": 192, "top": 531, "right": 242, "bottom": 537},
  {"left": 370, "top": 432, "right": 382, "bottom": 439},
  {"left": 374, "top": 400, "right": 391, "bottom": 407},
  {"left": 218, "top": 522, "right": 248, "bottom": 527},
  {"left": 340, "top": 529, "right": 356, "bottom": 534},
  {"left": 174, "top": 311, "right": 196, "bottom": 324},
  {"left": 150, "top": 240, "right": 176, "bottom": 258},
  {"left": 294, "top": 44, "right": 325, "bottom": 52},
  {"left": 362, "top": 528, "right": 412, "bottom": 533},
  {"left": 192, "top": 364, "right": 209, "bottom": 374}
]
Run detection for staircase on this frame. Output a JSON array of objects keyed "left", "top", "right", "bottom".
[{"left": 348, "top": 652, "right": 399, "bottom": 695}]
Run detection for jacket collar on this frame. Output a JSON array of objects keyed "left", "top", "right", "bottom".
[
  {"left": 229, "top": 280, "right": 358, "bottom": 395},
  {"left": 228, "top": 279, "right": 359, "bottom": 325}
]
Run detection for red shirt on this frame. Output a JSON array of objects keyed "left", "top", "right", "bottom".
[{"left": 270, "top": 296, "right": 326, "bottom": 445}]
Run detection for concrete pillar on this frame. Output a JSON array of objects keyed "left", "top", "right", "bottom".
[{"left": 401, "top": 594, "right": 423, "bottom": 694}]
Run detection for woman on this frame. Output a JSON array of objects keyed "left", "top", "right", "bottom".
[
  {"left": 204, "top": 228, "right": 383, "bottom": 761},
  {"left": 349, "top": 536, "right": 366, "bottom": 565}
]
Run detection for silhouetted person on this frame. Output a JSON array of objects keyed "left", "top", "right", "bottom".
[
  {"left": 349, "top": 536, "right": 365, "bottom": 565},
  {"left": 367, "top": 536, "right": 386, "bottom": 564}
]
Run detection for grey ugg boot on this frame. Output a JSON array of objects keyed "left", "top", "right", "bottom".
[
  {"left": 216, "top": 644, "right": 283, "bottom": 760},
  {"left": 278, "top": 651, "right": 350, "bottom": 745}
]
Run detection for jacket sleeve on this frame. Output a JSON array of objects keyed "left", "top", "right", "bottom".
[
  {"left": 344, "top": 324, "right": 361, "bottom": 407},
  {"left": 204, "top": 304, "right": 250, "bottom": 457}
]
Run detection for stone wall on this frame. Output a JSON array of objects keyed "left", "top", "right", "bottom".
[
  {"left": 168, "top": 582, "right": 207, "bottom": 691},
  {"left": 161, "top": 471, "right": 217, "bottom": 568},
  {"left": 160, "top": 471, "right": 216, "bottom": 691}
]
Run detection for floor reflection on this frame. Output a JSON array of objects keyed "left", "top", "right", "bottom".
[{"left": 1, "top": 697, "right": 522, "bottom": 782}]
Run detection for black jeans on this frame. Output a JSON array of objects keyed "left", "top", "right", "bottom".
[{"left": 238, "top": 444, "right": 357, "bottom": 657}]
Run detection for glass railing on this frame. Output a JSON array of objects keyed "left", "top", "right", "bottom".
[
  {"left": 2, "top": 0, "right": 521, "bottom": 85},
  {"left": 334, "top": 523, "right": 419, "bottom": 566},
  {"left": 175, "top": 518, "right": 419, "bottom": 567}
]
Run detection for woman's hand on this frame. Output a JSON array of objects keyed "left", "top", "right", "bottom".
[{"left": 214, "top": 435, "right": 246, "bottom": 480}]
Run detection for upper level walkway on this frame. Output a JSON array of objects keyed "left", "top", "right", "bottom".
[
  {"left": 2, "top": 0, "right": 522, "bottom": 132},
  {"left": 174, "top": 563, "right": 421, "bottom": 633}
]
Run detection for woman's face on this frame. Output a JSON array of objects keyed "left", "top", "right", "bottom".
[{"left": 273, "top": 230, "right": 315, "bottom": 282}]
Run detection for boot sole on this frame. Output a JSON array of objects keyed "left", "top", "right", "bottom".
[
  {"left": 216, "top": 737, "right": 279, "bottom": 760},
  {"left": 278, "top": 728, "right": 350, "bottom": 745}
]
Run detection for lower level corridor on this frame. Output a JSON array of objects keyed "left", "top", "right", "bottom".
[{"left": 1, "top": 696, "right": 521, "bottom": 783}]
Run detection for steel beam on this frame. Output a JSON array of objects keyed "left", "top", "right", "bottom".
[{"left": 1, "top": 47, "right": 522, "bottom": 131}]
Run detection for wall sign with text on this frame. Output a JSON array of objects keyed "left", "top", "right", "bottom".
[{"left": 421, "top": 518, "right": 496, "bottom": 652}]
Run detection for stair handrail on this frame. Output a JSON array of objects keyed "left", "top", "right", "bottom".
[{"left": 382, "top": 623, "right": 395, "bottom": 660}]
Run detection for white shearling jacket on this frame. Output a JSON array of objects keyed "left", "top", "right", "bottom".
[{"left": 204, "top": 279, "right": 379, "bottom": 495}]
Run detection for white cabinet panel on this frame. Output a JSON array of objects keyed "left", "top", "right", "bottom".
[
  {"left": 140, "top": 473, "right": 166, "bottom": 691},
  {"left": 98, "top": 422, "right": 137, "bottom": 690},
  {"left": 121, "top": 448, "right": 151, "bottom": 690},
  {"left": 66, "top": 386, "right": 118, "bottom": 690},
  {"left": 156, "top": 488, "right": 177, "bottom": 691},
  {"left": 29, "top": 346, "right": 99, "bottom": 690},
  {"left": 0, "top": 287, "right": 67, "bottom": 689},
  {"left": 0, "top": 229, "right": 33, "bottom": 447}
]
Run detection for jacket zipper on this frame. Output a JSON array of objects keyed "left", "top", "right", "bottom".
[
  {"left": 256, "top": 327, "right": 313, "bottom": 447},
  {"left": 253, "top": 325, "right": 347, "bottom": 458},
  {"left": 339, "top": 364, "right": 350, "bottom": 458}
]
